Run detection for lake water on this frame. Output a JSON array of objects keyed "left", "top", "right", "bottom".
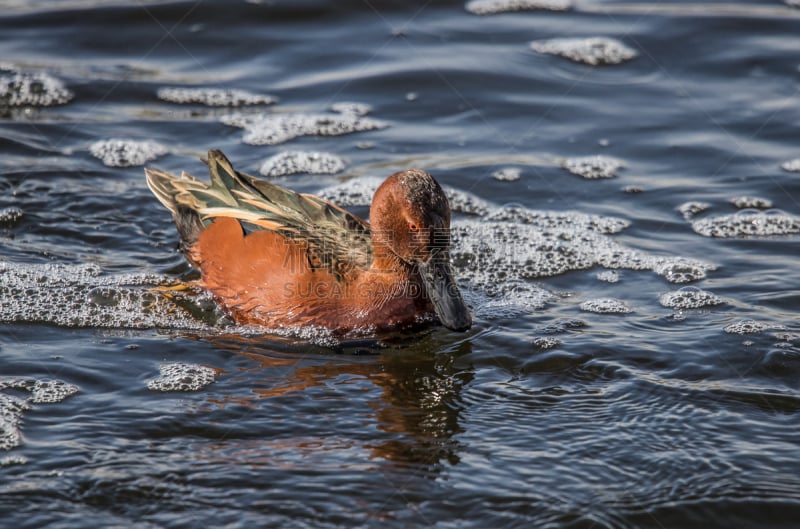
[{"left": 2, "top": 1, "right": 800, "bottom": 527}]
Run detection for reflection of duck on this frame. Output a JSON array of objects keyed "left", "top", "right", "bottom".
[
  {"left": 145, "top": 150, "right": 471, "bottom": 335},
  {"left": 203, "top": 334, "right": 473, "bottom": 471}
]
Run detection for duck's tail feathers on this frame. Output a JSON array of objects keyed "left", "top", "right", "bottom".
[{"left": 144, "top": 167, "right": 205, "bottom": 251}]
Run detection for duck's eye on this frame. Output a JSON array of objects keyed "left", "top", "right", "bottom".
[{"left": 408, "top": 222, "right": 419, "bottom": 232}]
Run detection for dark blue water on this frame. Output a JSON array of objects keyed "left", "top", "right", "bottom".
[{"left": 2, "top": 1, "right": 800, "bottom": 528}]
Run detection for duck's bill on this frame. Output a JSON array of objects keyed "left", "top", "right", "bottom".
[{"left": 418, "top": 256, "right": 472, "bottom": 332}]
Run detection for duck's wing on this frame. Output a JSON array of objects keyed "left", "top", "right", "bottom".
[{"left": 145, "top": 150, "right": 373, "bottom": 279}]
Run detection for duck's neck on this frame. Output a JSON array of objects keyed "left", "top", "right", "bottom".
[{"left": 370, "top": 240, "right": 411, "bottom": 277}]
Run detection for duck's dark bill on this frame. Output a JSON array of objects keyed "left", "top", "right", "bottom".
[{"left": 418, "top": 256, "right": 472, "bottom": 332}]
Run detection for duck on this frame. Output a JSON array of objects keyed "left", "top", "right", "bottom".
[{"left": 145, "top": 150, "right": 472, "bottom": 335}]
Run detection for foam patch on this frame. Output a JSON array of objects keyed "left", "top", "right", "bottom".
[
  {"left": 730, "top": 196, "right": 772, "bottom": 209},
  {"left": 466, "top": 0, "right": 571, "bottom": 14},
  {"left": 659, "top": 287, "right": 723, "bottom": 309},
  {"left": 0, "top": 207, "right": 23, "bottom": 227},
  {"left": 157, "top": 87, "right": 277, "bottom": 106},
  {"left": 492, "top": 167, "right": 522, "bottom": 181},
  {"left": 580, "top": 298, "right": 632, "bottom": 314},
  {"left": 691, "top": 210, "right": 800, "bottom": 237},
  {"left": 0, "top": 377, "right": 78, "bottom": 451},
  {"left": 531, "top": 37, "right": 637, "bottom": 66},
  {"left": 146, "top": 363, "right": 217, "bottom": 392},
  {"left": 0, "top": 71, "right": 73, "bottom": 107},
  {"left": 0, "top": 261, "right": 211, "bottom": 331},
  {"left": 89, "top": 139, "right": 168, "bottom": 167},
  {"left": 221, "top": 111, "right": 388, "bottom": 145},
  {"left": 723, "top": 320, "right": 774, "bottom": 334},
  {"left": 780, "top": 158, "right": 800, "bottom": 172},
  {"left": 531, "top": 336, "right": 561, "bottom": 349},
  {"left": 596, "top": 270, "right": 619, "bottom": 283},
  {"left": 259, "top": 151, "right": 346, "bottom": 177},
  {"left": 562, "top": 155, "right": 624, "bottom": 179},
  {"left": 677, "top": 201, "right": 711, "bottom": 220}
]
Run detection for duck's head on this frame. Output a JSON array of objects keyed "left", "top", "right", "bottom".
[{"left": 371, "top": 169, "right": 472, "bottom": 332}]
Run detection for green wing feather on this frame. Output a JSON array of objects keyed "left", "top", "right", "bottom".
[{"left": 145, "top": 149, "right": 373, "bottom": 279}]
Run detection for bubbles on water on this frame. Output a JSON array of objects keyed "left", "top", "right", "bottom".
[
  {"left": 780, "top": 158, "right": 800, "bottom": 172},
  {"left": 659, "top": 287, "right": 723, "bottom": 310},
  {"left": 532, "top": 336, "right": 561, "bottom": 350},
  {"left": 0, "top": 392, "right": 27, "bottom": 451},
  {"left": 691, "top": 209, "right": 800, "bottom": 237},
  {"left": 259, "top": 151, "right": 346, "bottom": 177},
  {"left": 1, "top": 377, "right": 78, "bottom": 451},
  {"left": 562, "top": 155, "right": 624, "bottom": 179},
  {"left": 0, "top": 71, "right": 73, "bottom": 107},
  {"left": 0, "top": 207, "right": 23, "bottom": 227},
  {"left": 0, "top": 260, "right": 211, "bottom": 330},
  {"left": 723, "top": 319, "right": 773, "bottom": 335},
  {"left": 652, "top": 259, "right": 710, "bottom": 283},
  {"left": 531, "top": 37, "right": 637, "bottom": 66},
  {"left": 146, "top": 363, "right": 217, "bottom": 392},
  {"left": 596, "top": 270, "right": 619, "bottom": 283},
  {"left": 492, "top": 167, "right": 521, "bottom": 181},
  {"left": 580, "top": 298, "right": 632, "bottom": 314},
  {"left": 677, "top": 201, "right": 711, "bottom": 220},
  {"left": 730, "top": 196, "right": 772, "bottom": 209},
  {"left": 465, "top": 0, "right": 571, "bottom": 15},
  {"left": 221, "top": 111, "right": 388, "bottom": 145},
  {"left": 89, "top": 139, "right": 168, "bottom": 167},
  {"left": 157, "top": 87, "right": 277, "bottom": 106},
  {"left": 30, "top": 379, "right": 79, "bottom": 404}
]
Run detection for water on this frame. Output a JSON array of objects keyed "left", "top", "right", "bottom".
[{"left": 2, "top": 1, "right": 800, "bottom": 527}]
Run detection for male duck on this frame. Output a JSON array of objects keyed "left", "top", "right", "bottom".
[{"left": 145, "top": 150, "right": 472, "bottom": 334}]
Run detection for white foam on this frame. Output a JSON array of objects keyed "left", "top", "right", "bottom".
[
  {"left": 677, "top": 201, "right": 711, "bottom": 220},
  {"left": 691, "top": 209, "right": 800, "bottom": 237},
  {"left": 259, "top": 151, "right": 346, "bottom": 177},
  {"left": 0, "top": 260, "right": 211, "bottom": 331},
  {"left": 30, "top": 379, "right": 79, "bottom": 404},
  {"left": 723, "top": 319, "right": 773, "bottom": 334},
  {"left": 0, "top": 377, "right": 78, "bottom": 451},
  {"left": 0, "top": 207, "right": 23, "bottom": 226},
  {"left": 531, "top": 37, "right": 637, "bottom": 66},
  {"left": 146, "top": 363, "right": 216, "bottom": 392},
  {"left": 652, "top": 258, "right": 711, "bottom": 283},
  {"left": 780, "top": 158, "right": 800, "bottom": 172},
  {"left": 580, "top": 298, "right": 632, "bottom": 314},
  {"left": 89, "top": 139, "right": 168, "bottom": 167},
  {"left": 492, "top": 167, "right": 522, "bottom": 181},
  {"left": 659, "top": 287, "right": 723, "bottom": 309},
  {"left": 0, "top": 392, "right": 28, "bottom": 451},
  {"left": 730, "top": 196, "right": 772, "bottom": 209},
  {"left": 786, "top": 0, "right": 800, "bottom": 9},
  {"left": 221, "top": 111, "right": 388, "bottom": 145},
  {"left": 0, "top": 71, "right": 73, "bottom": 107},
  {"left": 596, "top": 270, "right": 619, "bottom": 283},
  {"left": 562, "top": 155, "right": 624, "bottom": 179},
  {"left": 466, "top": 0, "right": 571, "bottom": 15},
  {"left": 157, "top": 87, "right": 276, "bottom": 106},
  {"left": 532, "top": 336, "right": 561, "bottom": 349}
]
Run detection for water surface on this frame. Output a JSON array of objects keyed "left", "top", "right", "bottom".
[{"left": 2, "top": 1, "right": 800, "bottom": 528}]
